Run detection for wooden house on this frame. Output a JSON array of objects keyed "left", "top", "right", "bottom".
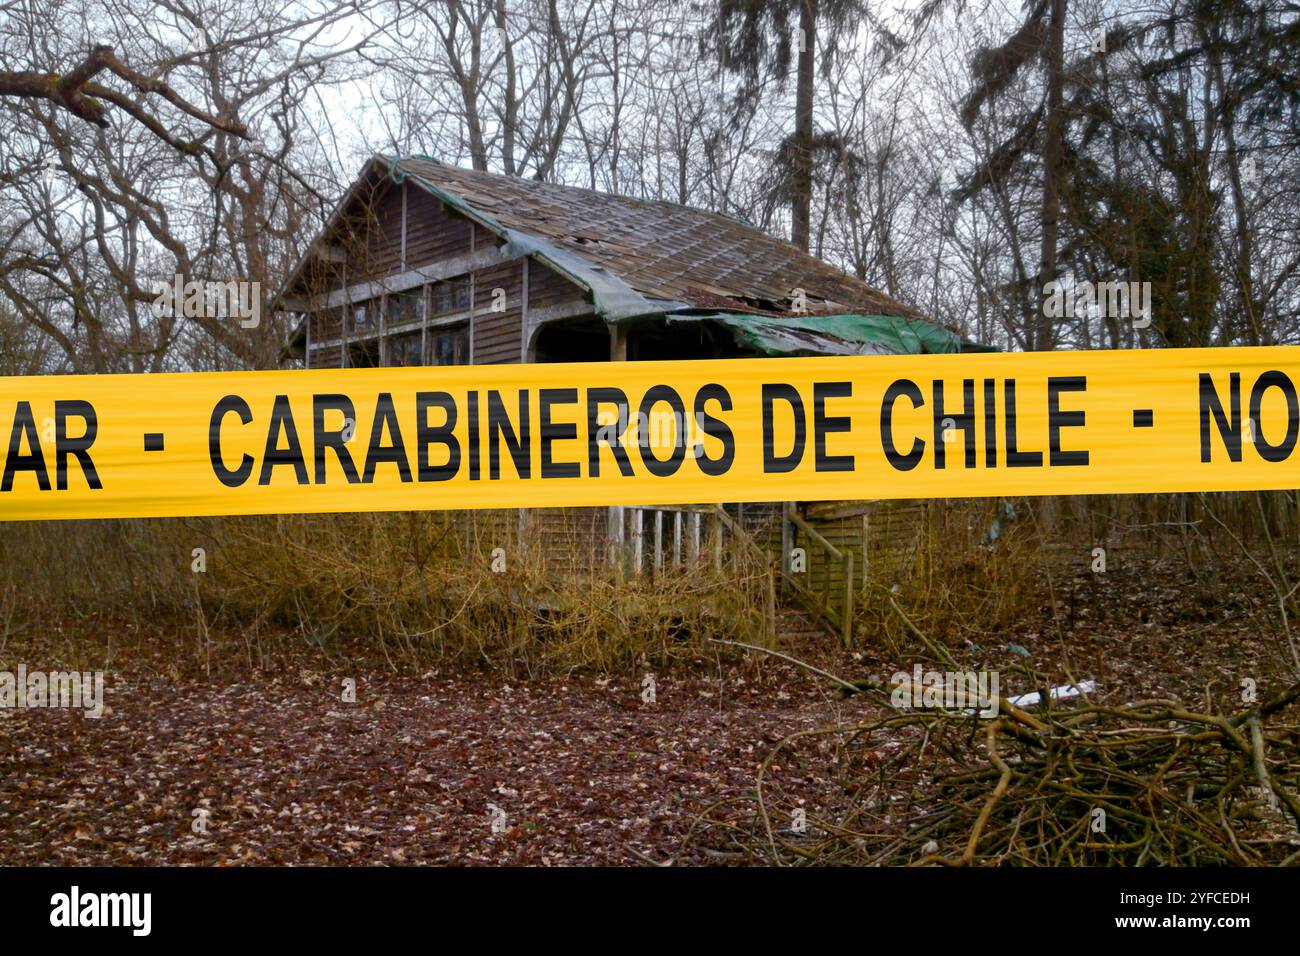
[{"left": 273, "top": 155, "right": 980, "bottom": 640}]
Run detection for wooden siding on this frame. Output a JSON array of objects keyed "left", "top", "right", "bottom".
[
  {"left": 302, "top": 178, "right": 595, "bottom": 371},
  {"left": 340, "top": 181, "right": 401, "bottom": 280},
  {"left": 527, "top": 507, "right": 609, "bottom": 574},
  {"left": 335, "top": 180, "right": 472, "bottom": 281},
  {"left": 472, "top": 259, "right": 524, "bottom": 364},
  {"left": 451, "top": 507, "right": 609, "bottom": 578},
  {"left": 527, "top": 258, "right": 588, "bottom": 311},
  {"left": 307, "top": 343, "right": 344, "bottom": 369},
  {"left": 404, "top": 184, "right": 473, "bottom": 267},
  {"left": 802, "top": 499, "right": 929, "bottom": 580}
]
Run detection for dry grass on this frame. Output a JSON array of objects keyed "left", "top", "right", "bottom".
[
  {"left": 5, "top": 491, "right": 1300, "bottom": 681},
  {"left": 0, "top": 510, "right": 772, "bottom": 678},
  {"left": 852, "top": 499, "right": 1048, "bottom": 654}
]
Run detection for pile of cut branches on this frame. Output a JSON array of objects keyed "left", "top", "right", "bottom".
[{"left": 688, "top": 678, "right": 1300, "bottom": 866}]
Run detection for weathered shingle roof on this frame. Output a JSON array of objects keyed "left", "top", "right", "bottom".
[
  {"left": 277, "top": 155, "right": 977, "bottom": 360},
  {"left": 385, "top": 155, "right": 927, "bottom": 322}
]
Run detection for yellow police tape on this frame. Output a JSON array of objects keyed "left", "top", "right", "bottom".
[{"left": 2, "top": 346, "right": 1298, "bottom": 521}]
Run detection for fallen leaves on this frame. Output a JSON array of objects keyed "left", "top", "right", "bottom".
[
  {"left": 0, "top": 666, "right": 863, "bottom": 865},
  {"left": 0, "top": 554, "right": 1287, "bottom": 866}
]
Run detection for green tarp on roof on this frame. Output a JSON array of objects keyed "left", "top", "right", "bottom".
[{"left": 666, "top": 312, "right": 967, "bottom": 357}]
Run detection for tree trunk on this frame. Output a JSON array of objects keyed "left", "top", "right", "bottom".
[
  {"left": 791, "top": 0, "right": 815, "bottom": 253},
  {"left": 1036, "top": 0, "right": 1066, "bottom": 352}
]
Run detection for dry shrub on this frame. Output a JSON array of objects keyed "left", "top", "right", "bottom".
[
  {"left": 0, "top": 510, "right": 771, "bottom": 677},
  {"left": 855, "top": 499, "right": 1049, "bottom": 650}
]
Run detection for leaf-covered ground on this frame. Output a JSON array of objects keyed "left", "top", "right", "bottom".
[
  {"left": 0, "top": 661, "right": 884, "bottom": 865},
  {"left": 1, "top": 556, "right": 1291, "bottom": 865}
]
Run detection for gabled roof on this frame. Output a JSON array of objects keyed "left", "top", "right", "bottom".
[
  {"left": 383, "top": 155, "right": 928, "bottom": 322},
  {"left": 277, "top": 155, "right": 977, "bottom": 356}
]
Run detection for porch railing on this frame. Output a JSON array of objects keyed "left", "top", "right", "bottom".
[
  {"left": 609, "top": 504, "right": 776, "bottom": 647},
  {"left": 608, "top": 502, "right": 857, "bottom": 647},
  {"left": 780, "top": 502, "right": 856, "bottom": 646}
]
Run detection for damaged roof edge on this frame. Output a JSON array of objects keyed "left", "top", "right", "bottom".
[
  {"left": 665, "top": 312, "right": 991, "bottom": 357},
  {"left": 497, "top": 229, "right": 687, "bottom": 322}
]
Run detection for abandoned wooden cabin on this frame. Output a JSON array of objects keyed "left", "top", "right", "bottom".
[{"left": 273, "top": 155, "right": 984, "bottom": 640}]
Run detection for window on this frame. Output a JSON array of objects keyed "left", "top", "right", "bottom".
[
  {"left": 389, "top": 289, "right": 422, "bottom": 328},
  {"left": 388, "top": 331, "right": 422, "bottom": 367},
  {"left": 427, "top": 324, "right": 469, "bottom": 366},
  {"left": 351, "top": 300, "right": 374, "bottom": 332},
  {"left": 430, "top": 277, "right": 470, "bottom": 316}
]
